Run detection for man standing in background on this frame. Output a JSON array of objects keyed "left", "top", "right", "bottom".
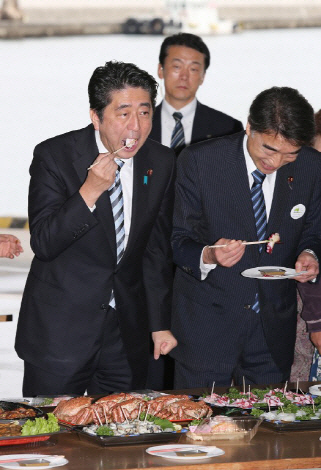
[{"left": 149, "top": 32, "right": 243, "bottom": 156}]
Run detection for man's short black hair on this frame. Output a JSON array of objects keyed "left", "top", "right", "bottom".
[
  {"left": 88, "top": 61, "right": 158, "bottom": 122},
  {"left": 159, "top": 33, "right": 210, "bottom": 70},
  {"left": 248, "top": 86, "right": 315, "bottom": 147}
]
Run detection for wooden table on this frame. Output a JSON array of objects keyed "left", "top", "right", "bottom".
[{"left": 1, "top": 383, "right": 321, "bottom": 470}]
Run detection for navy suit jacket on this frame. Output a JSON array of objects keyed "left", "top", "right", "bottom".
[
  {"left": 15, "top": 124, "right": 176, "bottom": 387},
  {"left": 171, "top": 131, "right": 321, "bottom": 375},
  {"left": 149, "top": 100, "right": 243, "bottom": 147}
]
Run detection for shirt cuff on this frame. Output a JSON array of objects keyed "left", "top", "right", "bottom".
[{"left": 200, "top": 246, "right": 217, "bottom": 280}]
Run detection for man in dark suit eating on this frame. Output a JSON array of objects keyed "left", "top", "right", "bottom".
[
  {"left": 171, "top": 86, "right": 321, "bottom": 388},
  {"left": 16, "top": 61, "right": 177, "bottom": 395}
]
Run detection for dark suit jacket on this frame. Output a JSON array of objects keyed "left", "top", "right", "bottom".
[
  {"left": 171, "top": 131, "right": 321, "bottom": 375},
  {"left": 149, "top": 100, "right": 243, "bottom": 146},
  {"left": 15, "top": 124, "right": 176, "bottom": 387}
]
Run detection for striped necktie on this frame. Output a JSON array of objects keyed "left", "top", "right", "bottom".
[
  {"left": 251, "top": 169, "right": 267, "bottom": 246},
  {"left": 251, "top": 168, "right": 267, "bottom": 314},
  {"left": 170, "top": 112, "right": 185, "bottom": 156},
  {"left": 109, "top": 158, "right": 125, "bottom": 309}
]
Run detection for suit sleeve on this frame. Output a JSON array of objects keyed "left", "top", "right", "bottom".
[
  {"left": 28, "top": 142, "right": 98, "bottom": 261},
  {"left": 171, "top": 147, "right": 205, "bottom": 281}
]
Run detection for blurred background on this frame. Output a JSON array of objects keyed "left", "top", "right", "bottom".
[{"left": 1, "top": 0, "right": 321, "bottom": 396}]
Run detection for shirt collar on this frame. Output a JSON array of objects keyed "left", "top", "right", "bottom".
[
  {"left": 94, "top": 130, "right": 133, "bottom": 168},
  {"left": 162, "top": 98, "right": 197, "bottom": 123}
]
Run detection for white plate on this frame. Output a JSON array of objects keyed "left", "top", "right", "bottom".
[
  {"left": 309, "top": 384, "right": 321, "bottom": 396},
  {"left": 0, "top": 454, "right": 68, "bottom": 469},
  {"left": 241, "top": 266, "right": 307, "bottom": 280},
  {"left": 146, "top": 444, "right": 224, "bottom": 460}
]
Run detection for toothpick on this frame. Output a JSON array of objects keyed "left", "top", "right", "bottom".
[
  {"left": 93, "top": 408, "right": 103, "bottom": 426},
  {"left": 144, "top": 404, "right": 150, "bottom": 423},
  {"left": 268, "top": 399, "right": 271, "bottom": 412},
  {"left": 137, "top": 403, "right": 142, "bottom": 421},
  {"left": 211, "top": 381, "right": 215, "bottom": 397},
  {"left": 87, "top": 145, "right": 127, "bottom": 170},
  {"left": 299, "top": 388, "right": 305, "bottom": 395},
  {"left": 248, "top": 385, "right": 251, "bottom": 397},
  {"left": 296, "top": 379, "right": 299, "bottom": 394},
  {"left": 243, "top": 376, "right": 245, "bottom": 395},
  {"left": 209, "top": 240, "right": 269, "bottom": 248},
  {"left": 283, "top": 381, "right": 288, "bottom": 396}
]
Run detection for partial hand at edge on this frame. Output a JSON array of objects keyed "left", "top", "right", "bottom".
[
  {"left": 311, "top": 331, "right": 321, "bottom": 355},
  {"left": 0, "top": 234, "right": 24, "bottom": 259}
]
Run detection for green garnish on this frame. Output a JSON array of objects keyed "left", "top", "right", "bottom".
[
  {"left": 97, "top": 426, "right": 114, "bottom": 436},
  {"left": 21, "top": 413, "right": 59, "bottom": 435}
]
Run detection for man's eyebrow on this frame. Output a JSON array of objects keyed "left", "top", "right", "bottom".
[
  {"left": 263, "top": 143, "right": 300, "bottom": 154},
  {"left": 116, "top": 103, "right": 151, "bottom": 111},
  {"left": 172, "top": 58, "right": 202, "bottom": 66}
]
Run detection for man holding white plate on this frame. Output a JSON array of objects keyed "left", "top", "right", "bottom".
[{"left": 171, "top": 86, "right": 321, "bottom": 388}]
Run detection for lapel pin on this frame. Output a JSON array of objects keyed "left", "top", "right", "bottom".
[
  {"left": 144, "top": 169, "right": 153, "bottom": 185},
  {"left": 288, "top": 176, "right": 293, "bottom": 190}
]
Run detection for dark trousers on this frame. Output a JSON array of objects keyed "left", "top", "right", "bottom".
[
  {"left": 174, "top": 310, "right": 289, "bottom": 389},
  {"left": 23, "top": 307, "right": 133, "bottom": 396}
]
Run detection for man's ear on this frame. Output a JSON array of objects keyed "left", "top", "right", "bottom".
[
  {"left": 90, "top": 109, "right": 100, "bottom": 130},
  {"left": 158, "top": 63, "right": 164, "bottom": 79},
  {"left": 246, "top": 122, "right": 251, "bottom": 136}
]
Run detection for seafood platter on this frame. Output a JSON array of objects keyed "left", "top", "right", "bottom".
[
  {"left": 200, "top": 386, "right": 321, "bottom": 431},
  {"left": 53, "top": 392, "right": 213, "bottom": 446}
]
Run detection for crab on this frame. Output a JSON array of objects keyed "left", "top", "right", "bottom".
[
  {"left": 148, "top": 394, "right": 190, "bottom": 415},
  {"left": 157, "top": 399, "right": 212, "bottom": 420}
]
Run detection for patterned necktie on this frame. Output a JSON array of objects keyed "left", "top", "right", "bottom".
[
  {"left": 251, "top": 168, "right": 267, "bottom": 314},
  {"left": 109, "top": 159, "right": 125, "bottom": 309},
  {"left": 170, "top": 112, "right": 185, "bottom": 156}
]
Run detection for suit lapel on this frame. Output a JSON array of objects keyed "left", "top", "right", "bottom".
[
  {"left": 229, "top": 141, "right": 259, "bottom": 242},
  {"left": 149, "top": 104, "right": 162, "bottom": 142},
  {"left": 72, "top": 125, "right": 117, "bottom": 259},
  {"left": 191, "top": 101, "right": 212, "bottom": 142}
]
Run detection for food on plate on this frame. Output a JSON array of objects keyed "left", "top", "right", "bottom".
[
  {"left": 83, "top": 414, "right": 177, "bottom": 437},
  {"left": 0, "top": 422, "right": 22, "bottom": 437},
  {"left": 53, "top": 393, "right": 212, "bottom": 426},
  {"left": 187, "top": 416, "right": 245, "bottom": 441},
  {"left": 21, "top": 413, "right": 60, "bottom": 435},
  {"left": 266, "top": 232, "right": 280, "bottom": 254},
  {"left": 0, "top": 402, "right": 38, "bottom": 420},
  {"left": 259, "top": 268, "right": 285, "bottom": 277}
]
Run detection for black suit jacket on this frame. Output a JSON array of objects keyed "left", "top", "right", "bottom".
[
  {"left": 171, "top": 131, "right": 321, "bottom": 375},
  {"left": 149, "top": 100, "right": 243, "bottom": 146},
  {"left": 15, "top": 124, "right": 176, "bottom": 387}
]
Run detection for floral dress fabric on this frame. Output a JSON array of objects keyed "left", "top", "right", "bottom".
[{"left": 290, "top": 291, "right": 314, "bottom": 382}]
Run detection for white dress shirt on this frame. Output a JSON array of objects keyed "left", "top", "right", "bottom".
[
  {"left": 200, "top": 134, "right": 276, "bottom": 279},
  {"left": 161, "top": 98, "right": 197, "bottom": 147},
  {"left": 92, "top": 131, "right": 133, "bottom": 248}
]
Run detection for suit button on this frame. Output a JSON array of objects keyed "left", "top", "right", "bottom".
[
  {"left": 244, "top": 304, "right": 251, "bottom": 310},
  {"left": 100, "top": 304, "right": 107, "bottom": 310}
]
